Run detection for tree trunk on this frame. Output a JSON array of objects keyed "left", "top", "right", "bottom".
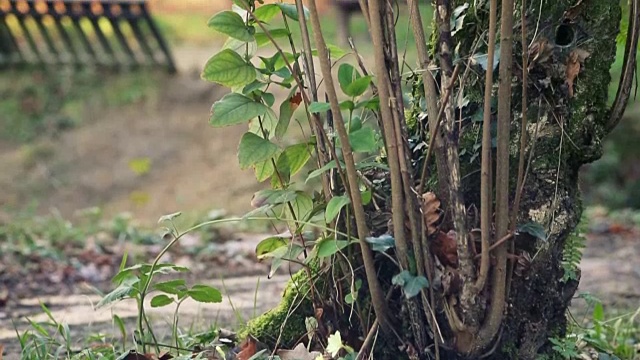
[{"left": 241, "top": 0, "right": 622, "bottom": 359}]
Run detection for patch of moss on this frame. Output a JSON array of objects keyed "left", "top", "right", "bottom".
[{"left": 238, "top": 269, "right": 315, "bottom": 349}]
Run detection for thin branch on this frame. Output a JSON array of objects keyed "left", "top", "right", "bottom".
[
  {"left": 472, "top": 0, "right": 517, "bottom": 353},
  {"left": 475, "top": 0, "right": 498, "bottom": 295},
  {"left": 607, "top": 0, "right": 639, "bottom": 132},
  {"left": 306, "top": 0, "right": 392, "bottom": 331}
]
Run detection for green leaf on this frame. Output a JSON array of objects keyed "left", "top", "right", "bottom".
[
  {"left": 238, "top": 132, "right": 280, "bottom": 169},
  {"left": 153, "top": 279, "right": 187, "bottom": 295},
  {"left": 276, "top": 97, "right": 295, "bottom": 139},
  {"left": 254, "top": 159, "right": 275, "bottom": 182},
  {"left": 253, "top": 4, "right": 280, "bottom": 22},
  {"left": 210, "top": 93, "right": 269, "bottom": 127},
  {"left": 277, "top": 3, "right": 308, "bottom": 21},
  {"left": 340, "top": 100, "right": 355, "bottom": 111},
  {"left": 325, "top": 195, "right": 351, "bottom": 223},
  {"left": 312, "top": 44, "right": 348, "bottom": 59},
  {"left": 276, "top": 143, "right": 313, "bottom": 181},
  {"left": 188, "top": 285, "right": 223, "bottom": 303},
  {"left": 365, "top": 234, "right": 395, "bottom": 252},
  {"left": 517, "top": 222, "right": 547, "bottom": 241},
  {"left": 392, "top": 271, "right": 429, "bottom": 299},
  {"left": 268, "top": 243, "right": 305, "bottom": 277},
  {"left": 355, "top": 96, "right": 380, "bottom": 110},
  {"left": 97, "top": 276, "right": 140, "bottom": 308},
  {"left": 344, "top": 76, "right": 372, "bottom": 97},
  {"left": 208, "top": 11, "right": 254, "bottom": 42},
  {"left": 256, "top": 236, "right": 288, "bottom": 259},
  {"left": 238, "top": 132, "right": 279, "bottom": 169},
  {"left": 232, "top": 0, "right": 251, "bottom": 10},
  {"left": 223, "top": 37, "right": 257, "bottom": 59},
  {"left": 338, "top": 63, "right": 359, "bottom": 93},
  {"left": 345, "top": 279, "right": 362, "bottom": 304},
  {"left": 309, "top": 102, "right": 331, "bottom": 113},
  {"left": 316, "top": 238, "right": 350, "bottom": 258},
  {"left": 202, "top": 49, "right": 256, "bottom": 88},
  {"left": 255, "top": 28, "right": 290, "bottom": 47},
  {"left": 349, "top": 127, "right": 378, "bottom": 153},
  {"left": 250, "top": 189, "right": 297, "bottom": 208},
  {"left": 150, "top": 294, "right": 174, "bottom": 308}
]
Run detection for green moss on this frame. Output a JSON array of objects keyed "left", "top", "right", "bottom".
[{"left": 238, "top": 269, "right": 315, "bottom": 349}]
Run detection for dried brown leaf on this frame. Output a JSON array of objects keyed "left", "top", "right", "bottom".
[
  {"left": 566, "top": 48, "right": 590, "bottom": 97},
  {"left": 421, "top": 192, "right": 441, "bottom": 235},
  {"left": 236, "top": 336, "right": 258, "bottom": 360},
  {"left": 432, "top": 230, "right": 458, "bottom": 268}
]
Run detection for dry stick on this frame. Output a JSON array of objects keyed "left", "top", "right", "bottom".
[
  {"left": 607, "top": 0, "right": 639, "bottom": 132},
  {"left": 470, "top": 0, "right": 516, "bottom": 354},
  {"left": 475, "top": 0, "right": 497, "bottom": 295},
  {"left": 306, "top": 0, "right": 392, "bottom": 330}
]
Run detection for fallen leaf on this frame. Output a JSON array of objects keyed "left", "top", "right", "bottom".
[
  {"left": 421, "top": 192, "right": 442, "bottom": 235},
  {"left": 431, "top": 230, "right": 458, "bottom": 268},
  {"left": 0, "top": 343, "right": 4, "bottom": 360},
  {"left": 236, "top": 336, "right": 261, "bottom": 360},
  {"left": 121, "top": 350, "right": 152, "bottom": 360},
  {"left": 277, "top": 343, "right": 323, "bottom": 360}
]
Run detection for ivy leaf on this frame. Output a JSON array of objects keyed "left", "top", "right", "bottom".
[
  {"left": 316, "top": 238, "right": 350, "bottom": 258},
  {"left": 309, "top": 102, "right": 331, "bottom": 113},
  {"left": 517, "top": 222, "right": 547, "bottom": 241},
  {"left": 202, "top": 49, "right": 256, "bottom": 88},
  {"left": 188, "top": 285, "right": 223, "bottom": 303},
  {"left": 325, "top": 195, "right": 351, "bottom": 223},
  {"left": 365, "top": 234, "right": 395, "bottom": 252},
  {"left": 238, "top": 132, "right": 280, "bottom": 170},
  {"left": 392, "top": 271, "right": 429, "bottom": 299},
  {"left": 208, "top": 11, "right": 254, "bottom": 42},
  {"left": 210, "top": 93, "right": 269, "bottom": 127},
  {"left": 150, "top": 294, "right": 173, "bottom": 308},
  {"left": 349, "top": 127, "right": 378, "bottom": 153}
]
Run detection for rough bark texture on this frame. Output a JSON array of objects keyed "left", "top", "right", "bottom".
[{"left": 242, "top": 0, "right": 621, "bottom": 359}]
